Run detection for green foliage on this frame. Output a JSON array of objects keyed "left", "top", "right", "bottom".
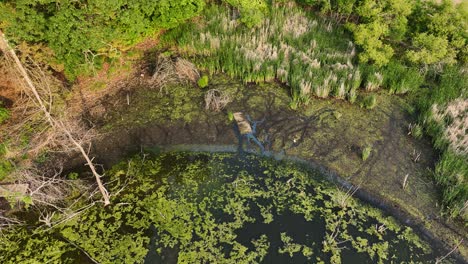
[
  {"left": 0, "top": 0, "right": 205, "bottom": 79},
  {"left": 408, "top": 0, "right": 468, "bottom": 65},
  {"left": 348, "top": 21, "right": 394, "bottom": 66},
  {"left": 197, "top": 75, "right": 209, "bottom": 88},
  {"left": 346, "top": 0, "right": 414, "bottom": 66},
  {"left": 382, "top": 61, "right": 424, "bottom": 94},
  {"left": 362, "top": 146, "right": 372, "bottom": 161},
  {"left": 406, "top": 33, "right": 451, "bottom": 65},
  {"left": 360, "top": 94, "right": 377, "bottom": 109},
  {"left": 300, "top": 0, "right": 467, "bottom": 67},
  {"left": 0, "top": 103, "right": 10, "bottom": 124},
  {"left": 416, "top": 66, "right": 467, "bottom": 220},
  {"left": 222, "top": 0, "right": 268, "bottom": 28}
]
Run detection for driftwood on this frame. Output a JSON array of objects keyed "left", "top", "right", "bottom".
[{"left": 233, "top": 112, "right": 252, "bottom": 135}]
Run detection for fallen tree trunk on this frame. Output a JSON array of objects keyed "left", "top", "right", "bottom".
[{"left": 0, "top": 31, "right": 110, "bottom": 205}]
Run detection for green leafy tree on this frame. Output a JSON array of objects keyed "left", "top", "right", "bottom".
[
  {"left": 0, "top": 0, "right": 205, "bottom": 79},
  {"left": 407, "top": 33, "right": 451, "bottom": 65},
  {"left": 348, "top": 0, "right": 413, "bottom": 66},
  {"left": 223, "top": 0, "right": 268, "bottom": 27},
  {"left": 407, "top": 0, "right": 467, "bottom": 65},
  {"left": 349, "top": 21, "right": 394, "bottom": 66}
]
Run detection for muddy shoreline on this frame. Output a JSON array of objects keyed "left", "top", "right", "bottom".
[
  {"left": 58, "top": 76, "right": 466, "bottom": 261},
  {"left": 62, "top": 120, "right": 466, "bottom": 263}
]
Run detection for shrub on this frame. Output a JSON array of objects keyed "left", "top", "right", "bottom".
[
  {"left": 223, "top": 0, "right": 268, "bottom": 28},
  {"left": 197, "top": 75, "right": 209, "bottom": 88},
  {"left": 360, "top": 95, "right": 377, "bottom": 109},
  {"left": 362, "top": 146, "right": 372, "bottom": 161}
]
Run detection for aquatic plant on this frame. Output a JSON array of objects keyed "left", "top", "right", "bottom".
[
  {"left": 362, "top": 146, "right": 372, "bottom": 161},
  {"left": 0, "top": 152, "right": 437, "bottom": 263},
  {"left": 197, "top": 75, "right": 209, "bottom": 88}
]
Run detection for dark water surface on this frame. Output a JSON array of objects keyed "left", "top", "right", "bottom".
[{"left": 139, "top": 152, "right": 450, "bottom": 264}]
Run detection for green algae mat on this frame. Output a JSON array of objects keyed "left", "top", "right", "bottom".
[{"left": 2, "top": 152, "right": 452, "bottom": 263}]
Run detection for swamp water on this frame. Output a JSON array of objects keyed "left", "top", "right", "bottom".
[
  {"left": 80, "top": 152, "right": 441, "bottom": 263},
  {"left": 1, "top": 152, "right": 450, "bottom": 263}
]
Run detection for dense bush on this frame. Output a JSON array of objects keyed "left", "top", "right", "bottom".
[
  {"left": 0, "top": 0, "right": 206, "bottom": 79},
  {"left": 299, "top": 0, "right": 468, "bottom": 67}
]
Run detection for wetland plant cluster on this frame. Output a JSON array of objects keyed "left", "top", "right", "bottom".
[
  {"left": 0, "top": 153, "right": 440, "bottom": 263},
  {"left": 159, "top": 0, "right": 466, "bottom": 221},
  {"left": 162, "top": 2, "right": 423, "bottom": 109}
]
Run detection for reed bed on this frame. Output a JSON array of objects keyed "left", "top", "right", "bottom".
[{"left": 168, "top": 2, "right": 370, "bottom": 107}]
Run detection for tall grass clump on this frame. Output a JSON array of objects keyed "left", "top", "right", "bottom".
[
  {"left": 383, "top": 61, "right": 424, "bottom": 94},
  {"left": 360, "top": 95, "right": 377, "bottom": 109},
  {"left": 164, "top": 1, "right": 363, "bottom": 107},
  {"left": 418, "top": 66, "right": 467, "bottom": 220}
]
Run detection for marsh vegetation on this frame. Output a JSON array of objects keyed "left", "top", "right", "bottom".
[{"left": 0, "top": 0, "right": 466, "bottom": 262}]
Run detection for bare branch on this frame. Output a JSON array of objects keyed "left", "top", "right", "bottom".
[{"left": 0, "top": 31, "right": 111, "bottom": 205}]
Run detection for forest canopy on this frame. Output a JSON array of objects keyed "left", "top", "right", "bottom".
[
  {"left": 0, "top": 0, "right": 206, "bottom": 78},
  {"left": 0, "top": 0, "right": 466, "bottom": 79}
]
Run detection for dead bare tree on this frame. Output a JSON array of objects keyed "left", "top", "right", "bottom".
[{"left": 0, "top": 31, "right": 111, "bottom": 205}]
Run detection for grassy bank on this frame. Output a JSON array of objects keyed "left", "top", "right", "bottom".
[{"left": 417, "top": 66, "right": 467, "bottom": 220}]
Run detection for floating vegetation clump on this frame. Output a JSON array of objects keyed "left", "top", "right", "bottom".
[
  {"left": 164, "top": 2, "right": 363, "bottom": 107},
  {"left": 0, "top": 152, "right": 439, "bottom": 263}
]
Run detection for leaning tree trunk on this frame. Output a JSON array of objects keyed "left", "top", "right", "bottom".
[{"left": 0, "top": 31, "right": 111, "bottom": 205}]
